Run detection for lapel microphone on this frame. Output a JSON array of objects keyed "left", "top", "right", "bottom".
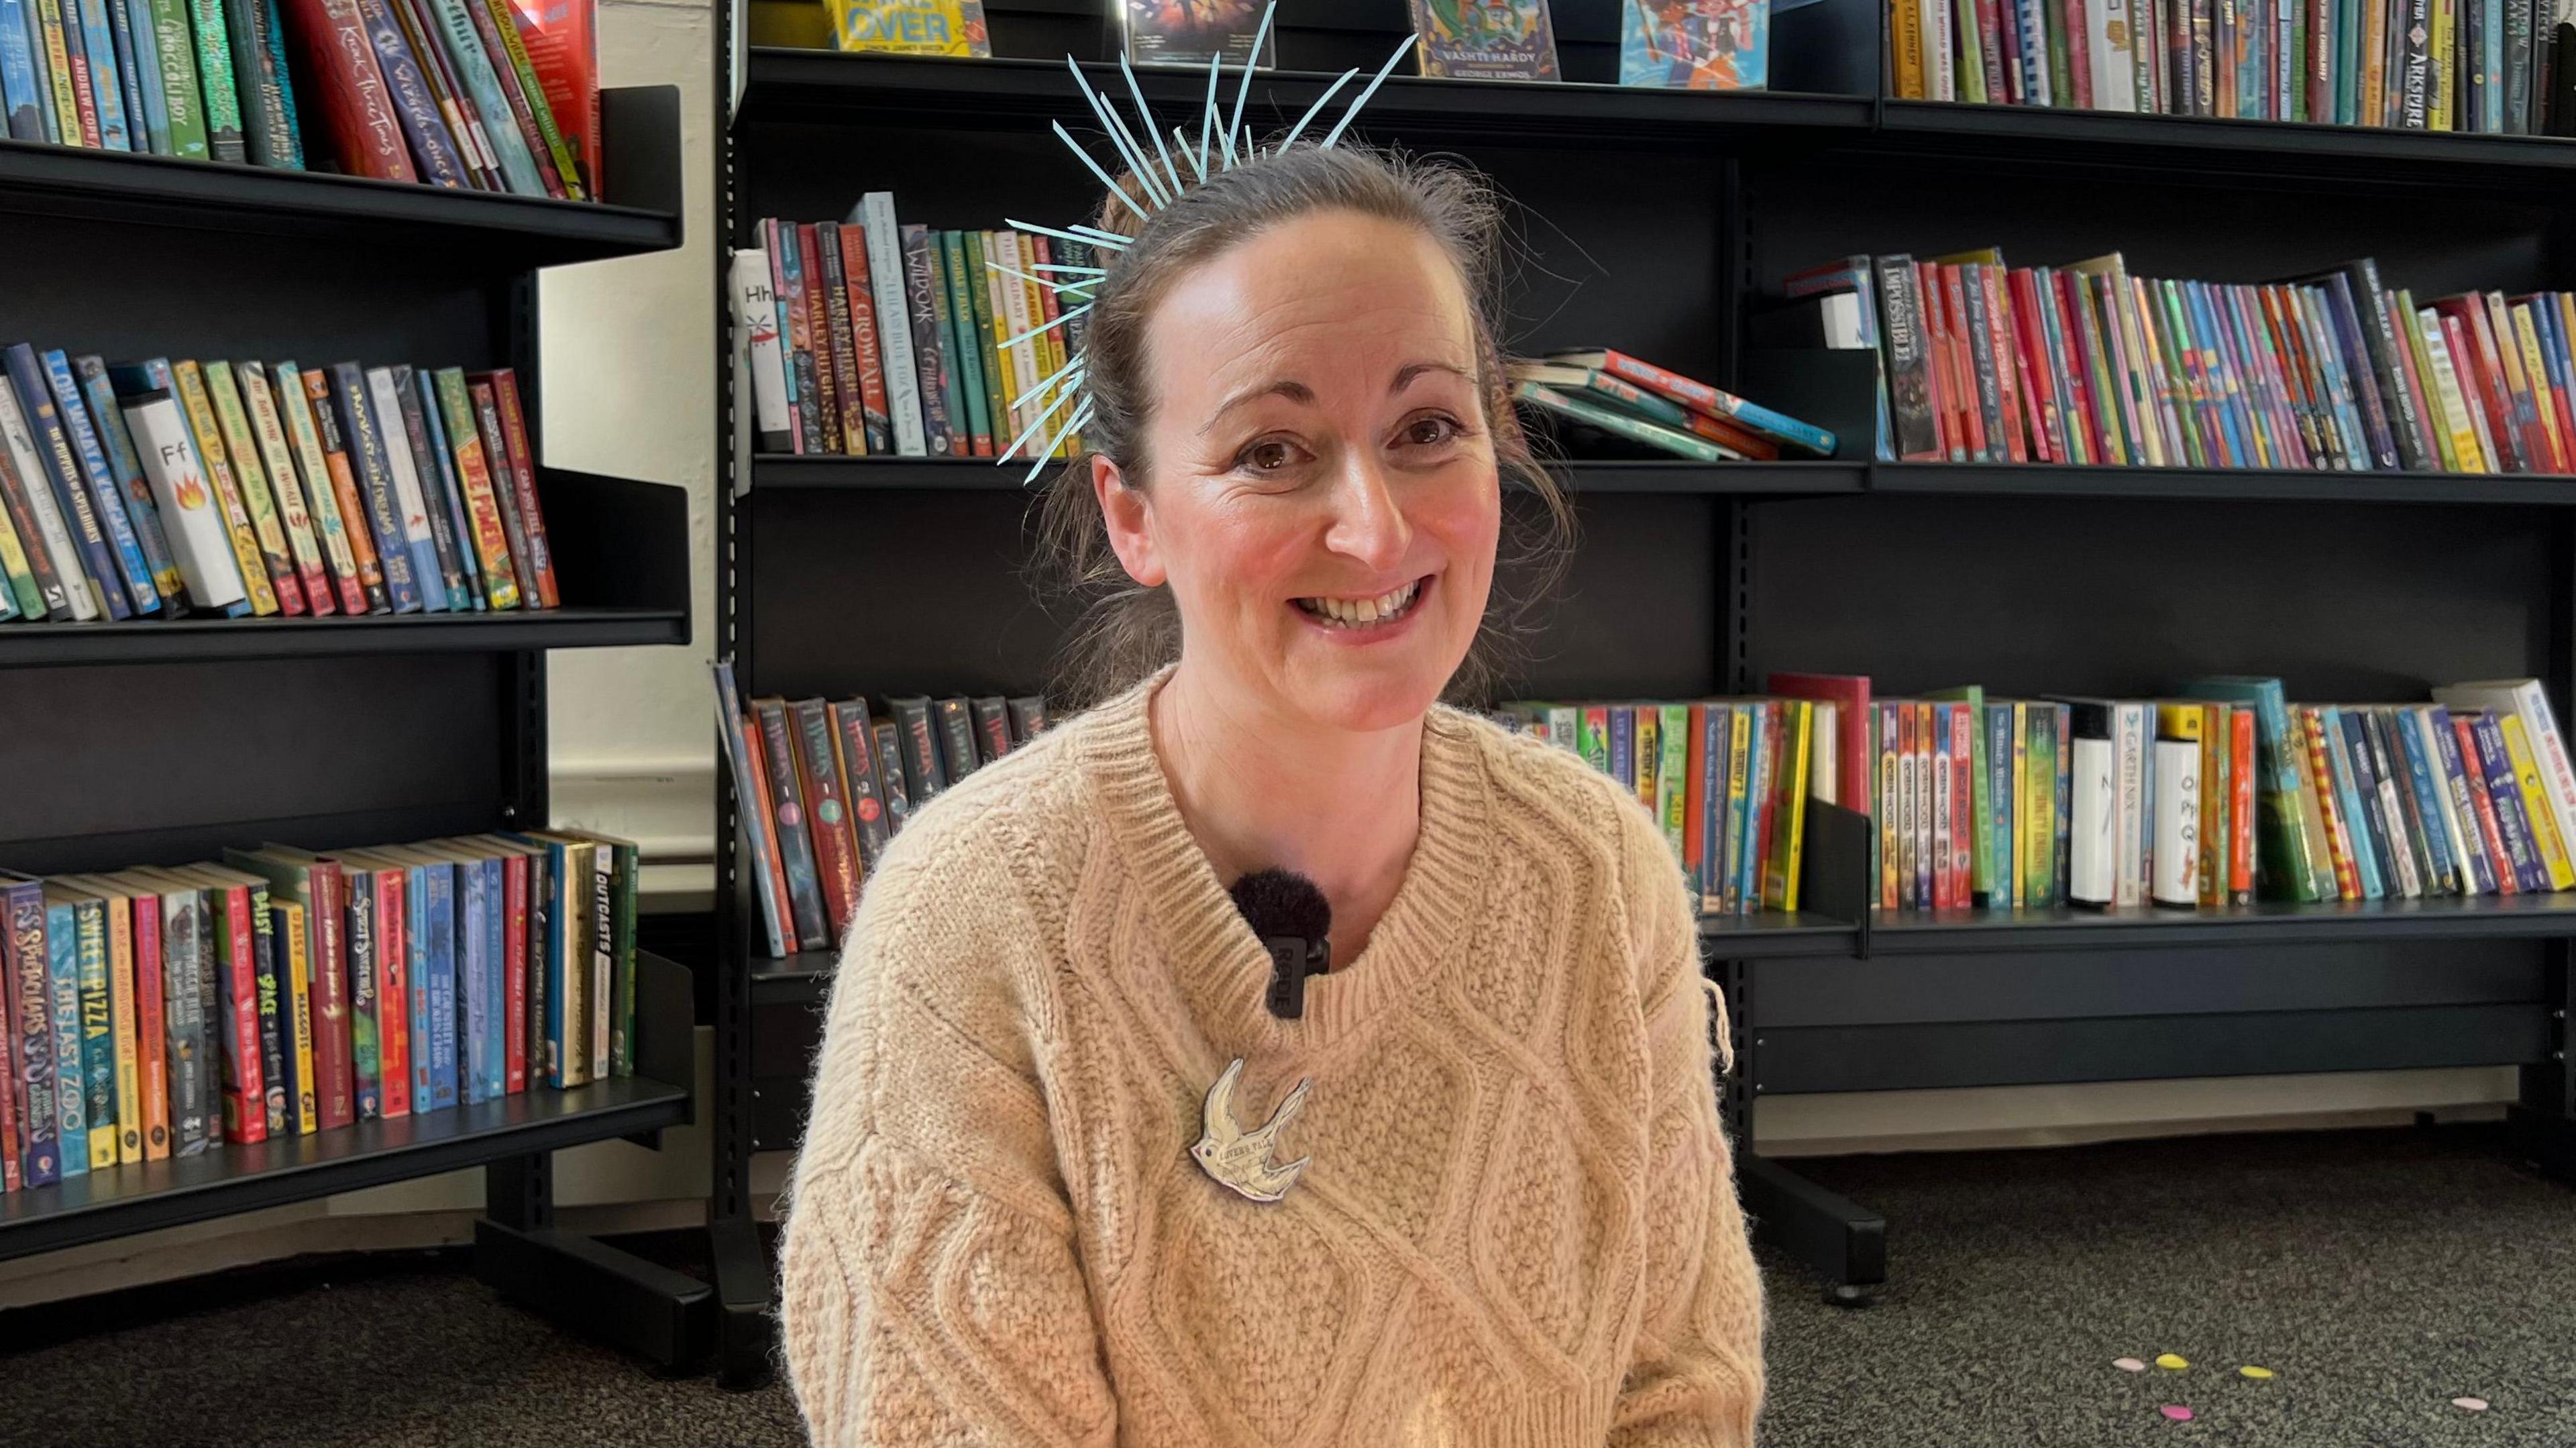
[{"left": 1229, "top": 869, "right": 1332, "bottom": 1019}]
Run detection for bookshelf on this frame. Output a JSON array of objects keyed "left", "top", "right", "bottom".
[
  {"left": 0, "top": 90, "right": 706, "bottom": 1366},
  {"left": 712, "top": 0, "right": 2576, "bottom": 1360}
]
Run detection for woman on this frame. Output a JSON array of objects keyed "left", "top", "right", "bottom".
[{"left": 780, "top": 137, "right": 1764, "bottom": 1445}]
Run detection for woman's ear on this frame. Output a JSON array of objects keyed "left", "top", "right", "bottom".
[{"left": 1093, "top": 454, "right": 1167, "bottom": 588}]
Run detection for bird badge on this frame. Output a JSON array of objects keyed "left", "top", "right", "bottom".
[{"left": 1193, "top": 1058, "right": 1311, "bottom": 1204}]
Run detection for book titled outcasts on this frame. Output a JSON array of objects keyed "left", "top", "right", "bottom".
[
  {"left": 0, "top": 830, "right": 639, "bottom": 1191},
  {"left": 713, "top": 662, "right": 1050, "bottom": 957},
  {"left": 0, "top": 0, "right": 598, "bottom": 196},
  {"left": 1779, "top": 249, "right": 2576, "bottom": 476},
  {"left": 0, "top": 347, "right": 557, "bottom": 624}
]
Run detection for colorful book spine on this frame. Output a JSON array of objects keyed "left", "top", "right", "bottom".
[
  {"left": 42, "top": 349, "right": 162, "bottom": 614},
  {"left": 203, "top": 360, "right": 309, "bottom": 614},
  {"left": 5, "top": 877, "right": 62, "bottom": 1186},
  {"left": 44, "top": 895, "right": 87, "bottom": 1177}
]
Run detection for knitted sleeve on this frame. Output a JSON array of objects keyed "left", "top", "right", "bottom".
[
  {"left": 1607, "top": 805, "right": 1767, "bottom": 1448},
  {"left": 777, "top": 816, "right": 1118, "bottom": 1447}
]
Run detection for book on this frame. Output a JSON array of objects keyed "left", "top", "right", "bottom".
[
  {"left": 855, "top": 194, "right": 928, "bottom": 455},
  {"left": 1118, "top": 0, "right": 1275, "bottom": 67},
  {"left": 1411, "top": 0, "right": 1558, "bottom": 78},
  {"left": 1619, "top": 0, "right": 1766, "bottom": 87},
  {"left": 826, "top": 0, "right": 987, "bottom": 55},
  {"left": 1544, "top": 347, "right": 1835, "bottom": 454}
]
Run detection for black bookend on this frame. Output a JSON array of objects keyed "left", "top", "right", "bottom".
[
  {"left": 1736, "top": 349, "right": 1882, "bottom": 461},
  {"left": 1798, "top": 800, "right": 1876, "bottom": 924}
]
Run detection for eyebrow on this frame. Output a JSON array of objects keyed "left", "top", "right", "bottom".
[{"left": 1199, "top": 361, "right": 1477, "bottom": 435}]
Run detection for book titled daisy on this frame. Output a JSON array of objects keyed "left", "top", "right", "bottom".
[
  {"left": 1617, "top": 0, "right": 1768, "bottom": 89},
  {"left": 1409, "top": 0, "right": 1560, "bottom": 80}
]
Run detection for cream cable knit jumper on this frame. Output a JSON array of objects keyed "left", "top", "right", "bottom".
[{"left": 779, "top": 671, "right": 1765, "bottom": 1446}]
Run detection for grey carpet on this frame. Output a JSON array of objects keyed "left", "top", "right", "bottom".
[
  {"left": 0, "top": 1125, "right": 2566, "bottom": 1446},
  {"left": 1760, "top": 1124, "right": 2576, "bottom": 1447}
]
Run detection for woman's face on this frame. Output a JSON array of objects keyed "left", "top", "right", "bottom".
[{"left": 1097, "top": 209, "right": 1502, "bottom": 736}]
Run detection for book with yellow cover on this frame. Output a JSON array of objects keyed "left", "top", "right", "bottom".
[
  {"left": 1761, "top": 700, "right": 1813, "bottom": 911},
  {"left": 2500, "top": 714, "right": 2576, "bottom": 890},
  {"left": 825, "top": 0, "right": 989, "bottom": 56},
  {"left": 60, "top": 876, "right": 146, "bottom": 1165},
  {"left": 275, "top": 898, "right": 317, "bottom": 1135},
  {"left": 2199, "top": 703, "right": 2229, "bottom": 907}
]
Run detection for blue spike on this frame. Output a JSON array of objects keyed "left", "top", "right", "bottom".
[
  {"left": 1175, "top": 125, "right": 1208, "bottom": 184},
  {"left": 1006, "top": 218, "right": 1128, "bottom": 251},
  {"left": 1197, "top": 50, "right": 1221, "bottom": 178},
  {"left": 1277, "top": 68, "right": 1358, "bottom": 152},
  {"left": 1004, "top": 378, "right": 1088, "bottom": 464},
  {"left": 1013, "top": 359, "right": 1085, "bottom": 412},
  {"left": 1032, "top": 263, "right": 1109, "bottom": 275},
  {"left": 1034, "top": 398, "right": 1097, "bottom": 467},
  {"left": 1225, "top": 2, "right": 1277, "bottom": 164},
  {"left": 1002, "top": 303, "right": 1093, "bottom": 351},
  {"left": 1052, "top": 121, "right": 1152, "bottom": 223},
  {"left": 987, "top": 260, "right": 1098, "bottom": 294},
  {"left": 1119, "top": 55, "right": 1186, "bottom": 197},
  {"left": 1320, "top": 34, "right": 1412, "bottom": 149},
  {"left": 1066, "top": 56, "right": 1170, "bottom": 208}
]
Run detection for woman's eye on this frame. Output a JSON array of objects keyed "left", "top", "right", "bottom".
[
  {"left": 1238, "top": 438, "right": 1303, "bottom": 474},
  {"left": 1402, "top": 415, "right": 1462, "bottom": 448}
]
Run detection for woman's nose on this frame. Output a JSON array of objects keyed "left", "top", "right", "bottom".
[{"left": 1322, "top": 453, "right": 1411, "bottom": 573}]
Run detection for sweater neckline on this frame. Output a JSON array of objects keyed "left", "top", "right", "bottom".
[{"left": 1075, "top": 666, "right": 1493, "bottom": 1052}]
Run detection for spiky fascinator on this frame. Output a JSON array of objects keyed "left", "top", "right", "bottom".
[{"left": 990, "top": 3, "right": 1413, "bottom": 481}]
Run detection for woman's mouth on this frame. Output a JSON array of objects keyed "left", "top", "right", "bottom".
[{"left": 1293, "top": 577, "right": 1426, "bottom": 631}]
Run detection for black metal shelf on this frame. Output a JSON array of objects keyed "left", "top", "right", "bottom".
[
  {"left": 0, "top": 133, "right": 679, "bottom": 268},
  {"left": 744, "top": 453, "right": 1864, "bottom": 495},
  {"left": 1869, "top": 893, "right": 2576, "bottom": 953},
  {"left": 740, "top": 48, "right": 1870, "bottom": 145},
  {"left": 0, "top": 605, "right": 690, "bottom": 668},
  {"left": 1870, "top": 461, "right": 2576, "bottom": 505},
  {"left": 0, "top": 1070, "right": 689, "bottom": 1264},
  {"left": 1699, "top": 911, "right": 1857, "bottom": 956},
  {"left": 741, "top": 48, "right": 2576, "bottom": 186},
  {"left": 749, "top": 950, "right": 838, "bottom": 1007},
  {"left": 1876, "top": 99, "right": 2576, "bottom": 190}
]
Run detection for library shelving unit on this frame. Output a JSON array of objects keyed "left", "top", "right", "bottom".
[
  {"left": 0, "top": 91, "right": 709, "bottom": 1367},
  {"left": 712, "top": 0, "right": 2576, "bottom": 1369}
]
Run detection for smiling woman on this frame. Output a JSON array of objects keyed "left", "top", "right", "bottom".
[{"left": 778, "top": 135, "right": 1766, "bottom": 1447}]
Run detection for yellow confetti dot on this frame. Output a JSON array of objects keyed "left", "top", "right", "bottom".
[
  {"left": 2155, "top": 1353, "right": 2190, "bottom": 1371},
  {"left": 2240, "top": 1366, "right": 2274, "bottom": 1380}
]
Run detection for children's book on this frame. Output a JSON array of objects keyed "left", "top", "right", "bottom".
[
  {"left": 1409, "top": 0, "right": 1558, "bottom": 79},
  {"left": 1120, "top": 0, "right": 1277, "bottom": 68},
  {"left": 1618, "top": 0, "right": 1768, "bottom": 89},
  {"left": 825, "top": 0, "right": 988, "bottom": 56}
]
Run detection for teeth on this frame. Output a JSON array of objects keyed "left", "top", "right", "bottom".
[{"left": 1298, "top": 579, "right": 1420, "bottom": 628}]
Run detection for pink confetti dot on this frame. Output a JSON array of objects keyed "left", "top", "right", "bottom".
[
  {"left": 2453, "top": 1396, "right": 2489, "bottom": 1412},
  {"left": 2113, "top": 1357, "right": 2147, "bottom": 1373},
  {"left": 2160, "top": 1406, "right": 2194, "bottom": 1422}
]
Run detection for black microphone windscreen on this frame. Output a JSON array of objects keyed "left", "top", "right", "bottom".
[{"left": 1228, "top": 868, "right": 1332, "bottom": 944}]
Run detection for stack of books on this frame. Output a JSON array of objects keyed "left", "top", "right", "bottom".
[
  {"left": 1787, "top": 250, "right": 2576, "bottom": 474},
  {"left": 1507, "top": 349, "right": 1838, "bottom": 463},
  {"left": 0, "top": 828, "right": 637, "bottom": 1190},
  {"left": 0, "top": 348, "right": 557, "bottom": 624},
  {"left": 0, "top": 0, "right": 597, "bottom": 194},
  {"left": 712, "top": 663, "right": 1048, "bottom": 956},
  {"left": 733, "top": 196, "right": 1094, "bottom": 461},
  {"left": 1891, "top": 0, "right": 2575, "bottom": 133},
  {"left": 1492, "top": 689, "right": 1847, "bottom": 915},
  {"left": 1772, "top": 671, "right": 2576, "bottom": 913}
]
